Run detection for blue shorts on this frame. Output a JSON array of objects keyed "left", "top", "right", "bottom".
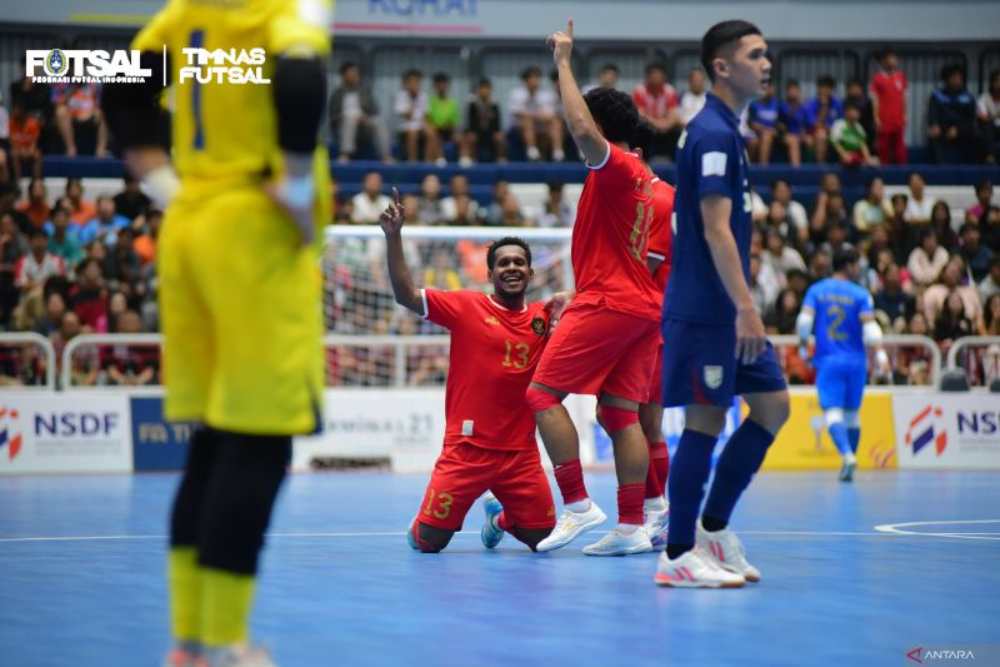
[
  {"left": 660, "top": 318, "right": 787, "bottom": 408},
  {"left": 815, "top": 356, "right": 867, "bottom": 411}
]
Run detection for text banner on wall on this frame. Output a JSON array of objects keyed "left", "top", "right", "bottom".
[
  {"left": 130, "top": 396, "right": 195, "bottom": 471},
  {"left": 894, "top": 393, "right": 1000, "bottom": 469},
  {"left": 0, "top": 392, "right": 131, "bottom": 474},
  {"left": 763, "top": 390, "right": 897, "bottom": 470}
]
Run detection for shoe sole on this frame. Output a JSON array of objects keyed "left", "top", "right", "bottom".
[
  {"left": 535, "top": 510, "right": 607, "bottom": 552},
  {"left": 653, "top": 574, "right": 745, "bottom": 588},
  {"left": 481, "top": 503, "right": 504, "bottom": 549}
]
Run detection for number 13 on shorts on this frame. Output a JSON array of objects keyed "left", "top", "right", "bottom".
[{"left": 422, "top": 487, "right": 454, "bottom": 519}]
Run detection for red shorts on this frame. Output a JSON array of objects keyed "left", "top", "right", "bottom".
[
  {"left": 646, "top": 342, "right": 664, "bottom": 405},
  {"left": 416, "top": 441, "right": 556, "bottom": 532},
  {"left": 532, "top": 302, "right": 659, "bottom": 403}
]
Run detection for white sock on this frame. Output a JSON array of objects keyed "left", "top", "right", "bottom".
[
  {"left": 553, "top": 148, "right": 565, "bottom": 161},
  {"left": 845, "top": 451, "right": 857, "bottom": 465},
  {"left": 616, "top": 523, "right": 640, "bottom": 535},
  {"left": 566, "top": 498, "right": 591, "bottom": 513},
  {"left": 644, "top": 496, "right": 667, "bottom": 513}
]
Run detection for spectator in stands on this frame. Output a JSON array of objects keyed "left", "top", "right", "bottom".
[
  {"left": 679, "top": 67, "right": 708, "bottom": 126},
  {"left": 52, "top": 83, "right": 108, "bottom": 157},
  {"left": 112, "top": 176, "right": 150, "bottom": 221},
  {"left": 749, "top": 252, "right": 781, "bottom": 314},
  {"left": 924, "top": 256, "right": 983, "bottom": 325},
  {"left": 874, "top": 262, "right": 916, "bottom": 332},
  {"left": 748, "top": 81, "right": 779, "bottom": 164},
  {"left": 821, "top": 220, "right": 854, "bottom": 259},
  {"left": 831, "top": 101, "right": 876, "bottom": 167},
  {"left": 804, "top": 74, "right": 842, "bottom": 164},
  {"left": 70, "top": 257, "right": 108, "bottom": 332},
  {"left": 417, "top": 174, "right": 444, "bottom": 224},
  {"left": 985, "top": 293, "right": 1000, "bottom": 336},
  {"left": 965, "top": 179, "right": 995, "bottom": 224},
  {"left": 904, "top": 172, "right": 936, "bottom": 226},
  {"left": 908, "top": 228, "right": 950, "bottom": 287},
  {"left": 399, "top": 194, "right": 421, "bottom": 227},
  {"left": 425, "top": 72, "right": 459, "bottom": 167},
  {"left": 102, "top": 228, "right": 141, "bottom": 293},
  {"left": 423, "top": 248, "right": 462, "bottom": 290},
  {"left": 980, "top": 256, "right": 1000, "bottom": 303},
  {"left": 441, "top": 174, "right": 478, "bottom": 222},
  {"left": 933, "top": 290, "right": 976, "bottom": 350},
  {"left": 810, "top": 192, "right": 848, "bottom": 245},
  {"left": 770, "top": 179, "right": 808, "bottom": 240},
  {"left": 959, "top": 223, "right": 993, "bottom": 283},
  {"left": 8, "top": 98, "right": 42, "bottom": 181},
  {"left": 102, "top": 310, "right": 157, "bottom": 386},
  {"left": 34, "top": 291, "right": 67, "bottom": 337},
  {"left": 64, "top": 178, "right": 96, "bottom": 227},
  {"left": 853, "top": 176, "right": 891, "bottom": 233},
  {"left": 132, "top": 209, "right": 160, "bottom": 266},
  {"left": 15, "top": 228, "right": 64, "bottom": 293},
  {"left": 765, "top": 287, "right": 802, "bottom": 335},
  {"left": 79, "top": 196, "right": 129, "bottom": 247},
  {"left": 537, "top": 181, "right": 574, "bottom": 228},
  {"left": 0, "top": 93, "right": 9, "bottom": 185},
  {"left": 587, "top": 63, "right": 620, "bottom": 92},
  {"left": 762, "top": 227, "right": 806, "bottom": 279},
  {"left": 927, "top": 64, "right": 978, "bottom": 164},
  {"left": 765, "top": 200, "right": 791, "bottom": 238},
  {"left": 898, "top": 311, "right": 932, "bottom": 384},
  {"left": 631, "top": 62, "right": 680, "bottom": 160},
  {"left": 16, "top": 178, "right": 49, "bottom": 230},
  {"left": 929, "top": 201, "right": 959, "bottom": 251},
  {"left": 870, "top": 48, "right": 908, "bottom": 165},
  {"left": 460, "top": 78, "right": 505, "bottom": 167},
  {"left": 51, "top": 310, "right": 97, "bottom": 386},
  {"left": 845, "top": 79, "right": 876, "bottom": 149},
  {"left": 330, "top": 62, "right": 391, "bottom": 163},
  {"left": 978, "top": 70, "right": 1000, "bottom": 164},
  {"left": 394, "top": 69, "right": 430, "bottom": 162},
  {"left": 509, "top": 66, "right": 563, "bottom": 162},
  {"left": 447, "top": 194, "right": 478, "bottom": 226},
  {"left": 498, "top": 191, "right": 528, "bottom": 227},
  {"left": 484, "top": 181, "right": 510, "bottom": 226},
  {"left": 351, "top": 172, "right": 391, "bottom": 224},
  {"left": 778, "top": 79, "right": 809, "bottom": 167},
  {"left": 9, "top": 72, "right": 51, "bottom": 130}
]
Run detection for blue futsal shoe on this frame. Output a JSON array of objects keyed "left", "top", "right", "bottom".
[{"left": 481, "top": 495, "right": 505, "bottom": 549}]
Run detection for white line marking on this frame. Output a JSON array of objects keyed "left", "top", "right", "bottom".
[{"left": 874, "top": 519, "right": 1000, "bottom": 541}]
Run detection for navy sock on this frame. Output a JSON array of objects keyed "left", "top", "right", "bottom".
[
  {"left": 703, "top": 419, "right": 774, "bottom": 526},
  {"left": 828, "top": 422, "right": 851, "bottom": 456},
  {"left": 666, "top": 429, "right": 717, "bottom": 555},
  {"left": 848, "top": 427, "right": 861, "bottom": 454}
]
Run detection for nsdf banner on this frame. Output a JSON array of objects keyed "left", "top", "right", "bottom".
[
  {"left": 761, "top": 390, "right": 897, "bottom": 470},
  {"left": 0, "top": 392, "right": 131, "bottom": 474},
  {"left": 894, "top": 394, "right": 1000, "bottom": 469},
  {"left": 130, "top": 396, "right": 194, "bottom": 471}
]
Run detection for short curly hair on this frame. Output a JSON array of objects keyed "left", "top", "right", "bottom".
[{"left": 583, "top": 87, "right": 640, "bottom": 146}]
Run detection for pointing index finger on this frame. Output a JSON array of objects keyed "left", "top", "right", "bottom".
[
  {"left": 392, "top": 186, "right": 400, "bottom": 206},
  {"left": 567, "top": 18, "right": 574, "bottom": 38}
]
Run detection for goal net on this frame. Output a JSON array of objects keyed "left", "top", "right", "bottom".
[{"left": 322, "top": 225, "right": 573, "bottom": 388}]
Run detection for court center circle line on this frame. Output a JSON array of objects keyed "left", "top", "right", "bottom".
[{"left": 873, "top": 519, "right": 1000, "bottom": 541}]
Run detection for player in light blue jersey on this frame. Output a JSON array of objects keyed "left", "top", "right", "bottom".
[{"left": 796, "top": 249, "right": 889, "bottom": 482}]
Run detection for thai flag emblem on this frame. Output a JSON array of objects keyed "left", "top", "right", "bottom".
[
  {"left": 904, "top": 405, "right": 947, "bottom": 456},
  {"left": 0, "top": 407, "right": 23, "bottom": 461}
]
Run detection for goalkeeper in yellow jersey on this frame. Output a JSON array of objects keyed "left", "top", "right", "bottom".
[{"left": 101, "top": 1, "right": 333, "bottom": 665}]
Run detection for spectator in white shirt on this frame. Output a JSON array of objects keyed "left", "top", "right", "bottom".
[
  {"left": 762, "top": 227, "right": 806, "bottom": 280},
  {"left": 441, "top": 174, "right": 479, "bottom": 222},
  {"left": 15, "top": 229, "right": 65, "bottom": 292},
  {"left": 394, "top": 69, "right": 430, "bottom": 162},
  {"left": 907, "top": 227, "right": 950, "bottom": 286},
  {"left": 536, "top": 181, "right": 575, "bottom": 228},
  {"left": 904, "top": 172, "right": 937, "bottom": 224},
  {"left": 678, "top": 68, "right": 708, "bottom": 126},
  {"left": 770, "top": 179, "right": 809, "bottom": 240},
  {"left": 508, "top": 66, "right": 563, "bottom": 161},
  {"left": 978, "top": 69, "right": 1000, "bottom": 163},
  {"left": 584, "top": 63, "right": 620, "bottom": 94},
  {"left": 350, "top": 172, "right": 392, "bottom": 224}
]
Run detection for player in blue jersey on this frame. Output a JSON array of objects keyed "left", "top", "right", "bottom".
[
  {"left": 655, "top": 20, "right": 790, "bottom": 589},
  {"left": 796, "top": 249, "right": 890, "bottom": 482}
]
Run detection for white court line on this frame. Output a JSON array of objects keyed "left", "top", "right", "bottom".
[{"left": 874, "top": 519, "right": 1000, "bottom": 541}]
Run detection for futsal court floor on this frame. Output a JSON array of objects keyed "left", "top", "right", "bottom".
[{"left": 1, "top": 470, "right": 998, "bottom": 666}]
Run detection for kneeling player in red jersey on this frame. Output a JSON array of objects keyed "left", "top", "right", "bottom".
[{"left": 380, "top": 190, "right": 557, "bottom": 552}]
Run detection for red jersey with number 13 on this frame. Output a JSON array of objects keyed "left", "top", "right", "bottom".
[
  {"left": 571, "top": 142, "right": 661, "bottom": 321},
  {"left": 423, "top": 289, "right": 550, "bottom": 451}
]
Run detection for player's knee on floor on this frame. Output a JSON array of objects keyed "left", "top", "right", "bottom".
[
  {"left": 844, "top": 411, "right": 861, "bottom": 429},
  {"left": 597, "top": 405, "right": 639, "bottom": 433},
  {"left": 409, "top": 521, "right": 453, "bottom": 553},
  {"left": 197, "top": 432, "right": 291, "bottom": 576},
  {"left": 511, "top": 526, "right": 554, "bottom": 552},
  {"left": 525, "top": 385, "right": 562, "bottom": 414}
]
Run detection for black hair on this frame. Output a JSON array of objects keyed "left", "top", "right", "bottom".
[
  {"left": 583, "top": 87, "right": 640, "bottom": 146},
  {"left": 547, "top": 181, "right": 564, "bottom": 194},
  {"left": 785, "top": 78, "right": 800, "bottom": 89},
  {"left": 941, "top": 63, "right": 964, "bottom": 81},
  {"left": 976, "top": 178, "right": 993, "bottom": 193},
  {"left": 844, "top": 99, "right": 860, "bottom": 113},
  {"left": 847, "top": 78, "right": 864, "bottom": 89},
  {"left": 600, "top": 63, "right": 620, "bottom": 74},
  {"left": 771, "top": 178, "right": 789, "bottom": 190},
  {"left": 817, "top": 74, "right": 836, "bottom": 89},
  {"left": 833, "top": 248, "right": 859, "bottom": 272},
  {"left": 959, "top": 222, "right": 979, "bottom": 236},
  {"left": 487, "top": 237, "right": 532, "bottom": 270},
  {"left": 991, "top": 69, "right": 1000, "bottom": 85},
  {"left": 432, "top": 72, "right": 450, "bottom": 84},
  {"left": 644, "top": 61, "right": 667, "bottom": 76},
  {"left": 521, "top": 66, "right": 542, "bottom": 81},
  {"left": 28, "top": 228, "right": 47, "bottom": 241},
  {"left": 919, "top": 227, "right": 938, "bottom": 243},
  {"left": 477, "top": 77, "right": 492, "bottom": 88},
  {"left": 879, "top": 47, "right": 896, "bottom": 61},
  {"left": 403, "top": 68, "right": 423, "bottom": 80},
  {"left": 630, "top": 119, "right": 655, "bottom": 160},
  {"left": 339, "top": 61, "right": 358, "bottom": 75},
  {"left": 700, "top": 19, "right": 762, "bottom": 82}
]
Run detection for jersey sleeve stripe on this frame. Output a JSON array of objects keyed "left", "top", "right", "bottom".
[
  {"left": 647, "top": 251, "right": 667, "bottom": 261},
  {"left": 420, "top": 288, "right": 429, "bottom": 320},
  {"left": 584, "top": 140, "right": 612, "bottom": 170}
]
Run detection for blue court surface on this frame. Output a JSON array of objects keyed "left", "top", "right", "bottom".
[{"left": 2, "top": 470, "right": 999, "bottom": 667}]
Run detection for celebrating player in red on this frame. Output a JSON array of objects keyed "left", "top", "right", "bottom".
[
  {"left": 380, "top": 189, "right": 557, "bottom": 553},
  {"left": 527, "top": 20, "right": 663, "bottom": 556}
]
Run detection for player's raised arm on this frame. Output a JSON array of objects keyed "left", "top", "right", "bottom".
[
  {"left": 380, "top": 188, "right": 425, "bottom": 315},
  {"left": 547, "top": 20, "right": 607, "bottom": 166},
  {"left": 701, "top": 194, "right": 767, "bottom": 363}
]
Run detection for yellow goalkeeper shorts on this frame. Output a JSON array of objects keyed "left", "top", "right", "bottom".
[{"left": 158, "top": 185, "right": 324, "bottom": 435}]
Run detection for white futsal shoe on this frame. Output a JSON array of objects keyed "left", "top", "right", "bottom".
[
  {"left": 535, "top": 501, "right": 607, "bottom": 552},
  {"left": 653, "top": 547, "right": 745, "bottom": 588},
  {"left": 202, "top": 645, "right": 278, "bottom": 667},
  {"left": 644, "top": 500, "right": 670, "bottom": 551},
  {"left": 582, "top": 525, "right": 653, "bottom": 556},
  {"left": 696, "top": 519, "right": 762, "bottom": 583}
]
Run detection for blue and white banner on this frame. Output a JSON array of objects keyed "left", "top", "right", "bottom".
[
  {"left": 130, "top": 396, "right": 194, "bottom": 471},
  {"left": 894, "top": 394, "right": 1000, "bottom": 470}
]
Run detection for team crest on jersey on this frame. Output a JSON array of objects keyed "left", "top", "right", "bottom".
[
  {"left": 484, "top": 315, "right": 500, "bottom": 326},
  {"left": 531, "top": 316, "right": 547, "bottom": 336},
  {"left": 703, "top": 365, "right": 723, "bottom": 390}
]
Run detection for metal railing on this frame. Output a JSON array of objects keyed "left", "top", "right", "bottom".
[
  {"left": 61, "top": 333, "right": 163, "bottom": 390},
  {"left": 945, "top": 336, "right": 1000, "bottom": 387},
  {"left": 0, "top": 332, "right": 57, "bottom": 390}
]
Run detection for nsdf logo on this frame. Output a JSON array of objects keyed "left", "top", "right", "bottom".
[
  {"left": 34, "top": 412, "right": 119, "bottom": 438},
  {"left": 0, "top": 406, "right": 24, "bottom": 460},
  {"left": 956, "top": 410, "right": 999, "bottom": 438},
  {"left": 905, "top": 404, "right": 947, "bottom": 456}
]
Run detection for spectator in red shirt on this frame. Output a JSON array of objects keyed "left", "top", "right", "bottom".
[
  {"left": 870, "top": 49, "right": 908, "bottom": 164},
  {"left": 102, "top": 310, "right": 157, "bottom": 386},
  {"left": 15, "top": 178, "right": 49, "bottom": 230},
  {"left": 632, "top": 62, "right": 681, "bottom": 160},
  {"left": 8, "top": 99, "right": 42, "bottom": 181},
  {"left": 15, "top": 229, "right": 65, "bottom": 293},
  {"left": 70, "top": 257, "right": 108, "bottom": 332}
]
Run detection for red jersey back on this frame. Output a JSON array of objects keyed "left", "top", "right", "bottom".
[
  {"left": 423, "top": 289, "right": 550, "bottom": 450},
  {"left": 647, "top": 177, "right": 676, "bottom": 293},
  {"left": 571, "top": 143, "right": 661, "bottom": 321},
  {"left": 870, "top": 70, "right": 907, "bottom": 131}
]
